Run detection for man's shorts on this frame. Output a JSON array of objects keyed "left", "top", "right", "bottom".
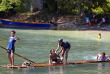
[
  {"left": 7, "top": 49, "right": 15, "bottom": 54},
  {"left": 64, "top": 43, "right": 71, "bottom": 50}
]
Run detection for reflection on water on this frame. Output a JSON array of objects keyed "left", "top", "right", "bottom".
[
  {"left": 97, "top": 39, "right": 100, "bottom": 46},
  {"left": 49, "top": 66, "right": 63, "bottom": 74},
  {"left": 9, "top": 69, "right": 13, "bottom": 74},
  {"left": 8, "top": 67, "right": 37, "bottom": 74},
  {"left": 97, "top": 63, "right": 110, "bottom": 74},
  {"left": 1, "top": 63, "right": 110, "bottom": 74}
]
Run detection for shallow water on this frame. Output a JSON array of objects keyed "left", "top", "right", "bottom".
[{"left": 0, "top": 29, "right": 110, "bottom": 74}]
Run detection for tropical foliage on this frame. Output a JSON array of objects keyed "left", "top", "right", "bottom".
[
  {"left": 0, "top": 0, "right": 110, "bottom": 15},
  {"left": 0, "top": 0, "right": 25, "bottom": 12}
]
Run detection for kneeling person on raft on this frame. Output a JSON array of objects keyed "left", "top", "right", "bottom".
[
  {"left": 49, "top": 49, "right": 62, "bottom": 65},
  {"left": 56, "top": 39, "right": 71, "bottom": 64}
]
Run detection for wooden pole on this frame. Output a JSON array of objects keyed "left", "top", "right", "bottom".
[{"left": 0, "top": 45, "right": 37, "bottom": 64}]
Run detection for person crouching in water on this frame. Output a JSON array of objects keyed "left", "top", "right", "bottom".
[
  {"left": 7, "top": 30, "right": 20, "bottom": 67},
  {"left": 56, "top": 39, "right": 71, "bottom": 64},
  {"left": 96, "top": 52, "right": 110, "bottom": 61},
  {"left": 49, "top": 49, "right": 62, "bottom": 65},
  {"left": 97, "top": 33, "right": 101, "bottom": 39}
]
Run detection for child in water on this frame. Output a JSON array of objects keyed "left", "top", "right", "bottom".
[
  {"left": 96, "top": 52, "right": 110, "bottom": 61},
  {"left": 97, "top": 33, "right": 101, "bottom": 39},
  {"left": 49, "top": 49, "right": 62, "bottom": 64},
  {"left": 7, "top": 30, "right": 20, "bottom": 67}
]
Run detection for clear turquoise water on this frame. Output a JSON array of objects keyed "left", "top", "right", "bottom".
[{"left": 0, "top": 29, "right": 110, "bottom": 74}]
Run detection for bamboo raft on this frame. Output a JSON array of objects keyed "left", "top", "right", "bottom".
[
  {"left": 0, "top": 45, "right": 110, "bottom": 69},
  {"left": 0, "top": 60, "right": 110, "bottom": 68}
]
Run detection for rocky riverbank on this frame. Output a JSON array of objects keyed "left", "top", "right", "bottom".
[
  {"left": 2, "top": 11, "right": 110, "bottom": 31},
  {"left": 57, "top": 22, "right": 110, "bottom": 31}
]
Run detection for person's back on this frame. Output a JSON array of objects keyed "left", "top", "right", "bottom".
[{"left": 61, "top": 41, "right": 70, "bottom": 50}]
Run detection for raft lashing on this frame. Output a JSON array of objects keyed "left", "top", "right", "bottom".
[{"left": 0, "top": 60, "right": 110, "bottom": 69}]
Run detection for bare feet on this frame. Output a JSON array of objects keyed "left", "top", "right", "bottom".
[
  {"left": 63, "top": 62, "right": 68, "bottom": 64},
  {"left": 11, "top": 65, "right": 14, "bottom": 68}
]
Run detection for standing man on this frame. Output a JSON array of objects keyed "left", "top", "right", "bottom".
[
  {"left": 56, "top": 39, "right": 71, "bottom": 64},
  {"left": 7, "top": 30, "right": 20, "bottom": 67}
]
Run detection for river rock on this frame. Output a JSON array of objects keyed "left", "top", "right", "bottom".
[{"left": 57, "top": 22, "right": 77, "bottom": 30}]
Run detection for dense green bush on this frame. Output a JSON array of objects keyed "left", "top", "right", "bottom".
[
  {"left": 0, "top": 0, "right": 110, "bottom": 16},
  {"left": 0, "top": 0, "right": 26, "bottom": 13}
]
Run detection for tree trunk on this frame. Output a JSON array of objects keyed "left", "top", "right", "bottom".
[
  {"left": 30, "top": 2, "right": 34, "bottom": 13},
  {"left": 36, "top": 0, "right": 43, "bottom": 10},
  {"left": 30, "top": 0, "right": 43, "bottom": 12},
  {"left": 45, "top": 0, "right": 57, "bottom": 12}
]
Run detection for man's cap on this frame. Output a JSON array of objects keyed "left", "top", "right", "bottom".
[{"left": 58, "top": 39, "right": 63, "bottom": 42}]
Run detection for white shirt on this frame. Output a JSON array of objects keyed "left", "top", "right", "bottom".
[{"left": 98, "top": 56, "right": 108, "bottom": 61}]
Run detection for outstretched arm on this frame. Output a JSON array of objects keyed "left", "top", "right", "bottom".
[
  {"left": 49, "top": 55, "right": 52, "bottom": 65},
  {"left": 15, "top": 36, "right": 20, "bottom": 40},
  {"left": 96, "top": 54, "right": 99, "bottom": 61},
  {"left": 58, "top": 47, "right": 63, "bottom": 55},
  {"left": 56, "top": 44, "right": 60, "bottom": 53},
  {"left": 56, "top": 53, "right": 60, "bottom": 58},
  {"left": 106, "top": 56, "right": 110, "bottom": 61}
]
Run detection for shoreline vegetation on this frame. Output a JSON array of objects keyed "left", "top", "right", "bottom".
[{"left": 0, "top": 0, "right": 110, "bottom": 30}]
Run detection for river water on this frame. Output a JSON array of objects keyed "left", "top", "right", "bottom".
[{"left": 0, "top": 29, "right": 110, "bottom": 74}]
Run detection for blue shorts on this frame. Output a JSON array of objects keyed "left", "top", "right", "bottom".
[{"left": 7, "top": 49, "right": 15, "bottom": 54}]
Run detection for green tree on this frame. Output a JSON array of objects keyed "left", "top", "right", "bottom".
[
  {"left": 30, "top": 0, "right": 43, "bottom": 12},
  {"left": 57, "top": 0, "right": 108, "bottom": 15},
  {"left": 44, "top": 0, "right": 57, "bottom": 12},
  {"left": 0, "top": 0, "right": 25, "bottom": 12},
  {"left": 90, "top": 0, "right": 108, "bottom": 14}
]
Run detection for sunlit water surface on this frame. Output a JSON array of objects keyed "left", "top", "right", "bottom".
[{"left": 0, "top": 29, "right": 110, "bottom": 74}]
